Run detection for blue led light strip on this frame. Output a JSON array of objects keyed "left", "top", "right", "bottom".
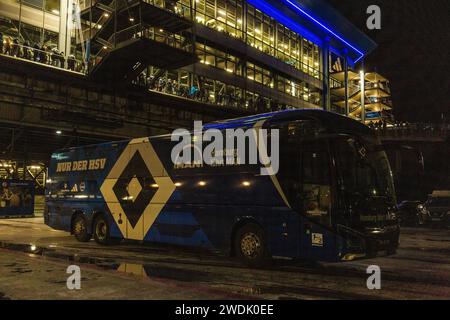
[{"left": 283, "top": 0, "right": 365, "bottom": 63}]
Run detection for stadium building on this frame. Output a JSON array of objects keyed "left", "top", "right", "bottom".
[
  {"left": 0, "top": 0, "right": 380, "bottom": 114},
  {"left": 0, "top": 0, "right": 383, "bottom": 212}
]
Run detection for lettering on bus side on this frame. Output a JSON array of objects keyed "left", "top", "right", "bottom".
[
  {"left": 170, "top": 121, "right": 279, "bottom": 176},
  {"left": 56, "top": 158, "right": 106, "bottom": 173}
]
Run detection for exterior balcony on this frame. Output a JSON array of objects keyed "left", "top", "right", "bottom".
[
  {"left": 365, "top": 72, "right": 390, "bottom": 90},
  {"left": 79, "top": 0, "right": 115, "bottom": 13},
  {"left": 332, "top": 94, "right": 392, "bottom": 120},
  {"left": 89, "top": 26, "right": 198, "bottom": 82},
  {"left": 330, "top": 71, "right": 391, "bottom": 97},
  {"left": 330, "top": 82, "right": 360, "bottom": 98},
  {"left": 330, "top": 69, "right": 359, "bottom": 83},
  {"left": 79, "top": 0, "right": 117, "bottom": 44},
  {"left": 77, "top": 0, "right": 197, "bottom": 82},
  {"left": 121, "top": 0, "right": 193, "bottom": 33},
  {"left": 366, "top": 98, "right": 393, "bottom": 111},
  {"left": 348, "top": 88, "right": 390, "bottom": 104},
  {"left": 79, "top": 0, "right": 192, "bottom": 57}
]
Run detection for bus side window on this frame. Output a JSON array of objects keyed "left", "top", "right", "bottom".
[
  {"left": 301, "top": 139, "right": 332, "bottom": 226},
  {"left": 56, "top": 181, "right": 70, "bottom": 197}
]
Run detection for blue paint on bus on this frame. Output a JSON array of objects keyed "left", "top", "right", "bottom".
[{"left": 45, "top": 110, "right": 400, "bottom": 262}]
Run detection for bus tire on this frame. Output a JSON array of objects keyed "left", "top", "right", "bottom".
[
  {"left": 72, "top": 214, "right": 91, "bottom": 242},
  {"left": 234, "top": 223, "right": 268, "bottom": 267},
  {"left": 93, "top": 214, "right": 113, "bottom": 245}
]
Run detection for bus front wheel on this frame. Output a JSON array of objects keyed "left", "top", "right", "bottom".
[
  {"left": 72, "top": 215, "right": 91, "bottom": 242},
  {"left": 93, "top": 215, "right": 112, "bottom": 245},
  {"left": 234, "top": 223, "right": 268, "bottom": 267}
]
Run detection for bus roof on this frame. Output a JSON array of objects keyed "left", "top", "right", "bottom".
[
  {"left": 53, "top": 109, "right": 372, "bottom": 154},
  {"left": 203, "top": 109, "right": 371, "bottom": 135},
  {"left": 52, "top": 138, "right": 130, "bottom": 155}
]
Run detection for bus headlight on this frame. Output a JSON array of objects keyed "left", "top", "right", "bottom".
[
  {"left": 386, "top": 211, "right": 397, "bottom": 221},
  {"left": 418, "top": 205, "right": 429, "bottom": 215}
]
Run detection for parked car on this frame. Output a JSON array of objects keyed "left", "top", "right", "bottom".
[
  {"left": 422, "top": 191, "right": 450, "bottom": 227},
  {"left": 397, "top": 200, "right": 426, "bottom": 226}
]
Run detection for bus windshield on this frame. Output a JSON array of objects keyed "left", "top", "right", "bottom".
[
  {"left": 337, "top": 137, "right": 396, "bottom": 206},
  {"left": 365, "top": 148, "right": 396, "bottom": 204}
]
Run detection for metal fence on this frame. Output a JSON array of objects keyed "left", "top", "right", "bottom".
[{"left": 373, "top": 123, "right": 449, "bottom": 141}]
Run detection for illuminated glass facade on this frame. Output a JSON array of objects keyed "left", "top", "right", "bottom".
[
  {"left": 194, "top": 41, "right": 321, "bottom": 105},
  {"left": 151, "top": 0, "right": 325, "bottom": 110},
  {"left": 0, "top": 0, "right": 60, "bottom": 48},
  {"left": 0, "top": 0, "right": 376, "bottom": 114},
  {"left": 191, "top": 0, "right": 321, "bottom": 79}
]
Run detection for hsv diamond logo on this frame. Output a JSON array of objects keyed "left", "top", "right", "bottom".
[
  {"left": 112, "top": 151, "right": 158, "bottom": 228},
  {"left": 100, "top": 138, "right": 176, "bottom": 240}
]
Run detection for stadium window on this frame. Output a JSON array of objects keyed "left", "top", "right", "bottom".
[
  {"left": 23, "top": 0, "right": 44, "bottom": 10},
  {"left": 44, "top": 0, "right": 60, "bottom": 14}
]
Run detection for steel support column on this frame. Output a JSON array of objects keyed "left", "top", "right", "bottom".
[
  {"left": 322, "top": 38, "right": 330, "bottom": 111},
  {"left": 360, "top": 61, "right": 365, "bottom": 123},
  {"left": 344, "top": 52, "right": 349, "bottom": 116},
  {"left": 58, "top": 0, "right": 70, "bottom": 60}
]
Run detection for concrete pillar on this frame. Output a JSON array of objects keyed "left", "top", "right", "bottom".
[
  {"left": 58, "top": 0, "right": 72, "bottom": 60},
  {"left": 321, "top": 37, "right": 330, "bottom": 111}
]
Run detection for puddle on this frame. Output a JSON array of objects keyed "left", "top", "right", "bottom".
[
  {"left": 0, "top": 241, "right": 209, "bottom": 283},
  {"left": 126, "top": 264, "right": 208, "bottom": 282}
]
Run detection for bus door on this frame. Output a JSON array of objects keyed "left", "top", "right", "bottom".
[{"left": 298, "top": 138, "right": 338, "bottom": 260}]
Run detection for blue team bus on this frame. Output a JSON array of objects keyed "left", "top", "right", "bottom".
[{"left": 45, "top": 110, "right": 399, "bottom": 265}]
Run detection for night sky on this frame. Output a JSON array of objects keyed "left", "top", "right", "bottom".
[{"left": 324, "top": 0, "right": 450, "bottom": 123}]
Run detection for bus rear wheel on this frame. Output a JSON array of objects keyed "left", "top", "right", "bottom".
[
  {"left": 234, "top": 223, "right": 268, "bottom": 267},
  {"left": 72, "top": 215, "right": 91, "bottom": 242},
  {"left": 93, "top": 215, "right": 113, "bottom": 245}
]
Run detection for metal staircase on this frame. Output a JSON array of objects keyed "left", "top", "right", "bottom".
[
  {"left": 78, "top": 0, "right": 198, "bottom": 82},
  {"left": 330, "top": 71, "right": 393, "bottom": 123}
]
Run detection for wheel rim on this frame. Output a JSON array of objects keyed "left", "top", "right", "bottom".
[
  {"left": 96, "top": 220, "right": 107, "bottom": 240},
  {"left": 74, "top": 219, "right": 85, "bottom": 236},
  {"left": 240, "top": 232, "right": 261, "bottom": 259}
]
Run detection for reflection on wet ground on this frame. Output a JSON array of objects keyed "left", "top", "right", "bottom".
[
  {"left": 0, "top": 238, "right": 445, "bottom": 299},
  {"left": 1, "top": 218, "right": 450, "bottom": 299},
  {"left": 0, "top": 241, "right": 219, "bottom": 283},
  {"left": 117, "top": 263, "right": 210, "bottom": 282}
]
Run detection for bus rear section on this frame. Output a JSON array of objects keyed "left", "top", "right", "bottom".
[{"left": 45, "top": 140, "right": 129, "bottom": 239}]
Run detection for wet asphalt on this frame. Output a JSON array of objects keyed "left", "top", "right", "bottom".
[{"left": 0, "top": 217, "right": 449, "bottom": 299}]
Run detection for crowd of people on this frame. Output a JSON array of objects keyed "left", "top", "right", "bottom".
[
  {"left": 370, "top": 120, "right": 449, "bottom": 139},
  {"left": 368, "top": 120, "right": 388, "bottom": 130},
  {"left": 0, "top": 32, "right": 82, "bottom": 72},
  {"left": 135, "top": 73, "right": 261, "bottom": 111},
  {"left": 134, "top": 72, "right": 278, "bottom": 112}
]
